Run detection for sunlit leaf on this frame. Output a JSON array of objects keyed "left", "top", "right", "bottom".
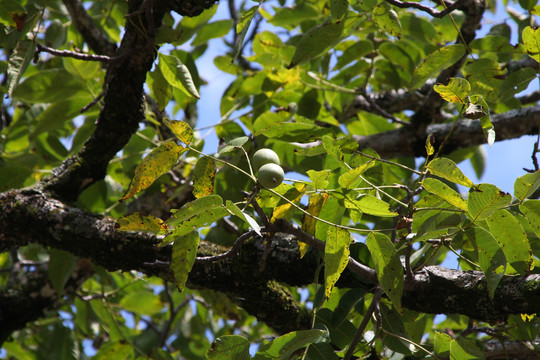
[
  {"left": 121, "top": 142, "right": 185, "bottom": 201},
  {"left": 372, "top": 2, "right": 401, "bottom": 38},
  {"left": 324, "top": 226, "right": 351, "bottom": 298},
  {"left": 158, "top": 52, "right": 200, "bottom": 98},
  {"left": 449, "top": 337, "right": 485, "bottom": 360},
  {"left": 433, "top": 77, "right": 470, "bottom": 104},
  {"left": 522, "top": 26, "right": 540, "bottom": 62},
  {"left": 338, "top": 160, "right": 374, "bottom": 189},
  {"left": 270, "top": 184, "right": 306, "bottom": 222},
  {"left": 301, "top": 193, "right": 329, "bottom": 257},
  {"left": 467, "top": 183, "right": 512, "bottom": 221},
  {"left": 7, "top": 40, "right": 35, "bottom": 98},
  {"left": 120, "top": 291, "right": 163, "bottom": 316},
  {"left": 520, "top": 199, "right": 540, "bottom": 238},
  {"left": 422, "top": 178, "right": 467, "bottom": 210},
  {"left": 514, "top": 170, "right": 540, "bottom": 202},
  {"left": 171, "top": 231, "right": 200, "bottom": 292},
  {"left": 366, "top": 232, "right": 403, "bottom": 312},
  {"left": 226, "top": 200, "right": 261, "bottom": 236},
  {"left": 93, "top": 341, "right": 133, "bottom": 360},
  {"left": 163, "top": 118, "right": 194, "bottom": 145},
  {"left": 427, "top": 158, "right": 474, "bottom": 188},
  {"left": 344, "top": 195, "right": 398, "bottom": 217}
]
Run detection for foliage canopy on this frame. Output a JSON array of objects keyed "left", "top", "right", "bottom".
[{"left": 1, "top": 0, "right": 540, "bottom": 359}]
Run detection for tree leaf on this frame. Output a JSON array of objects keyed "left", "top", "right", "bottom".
[
  {"left": 464, "top": 227, "right": 506, "bottom": 299},
  {"left": 193, "top": 156, "right": 216, "bottom": 198},
  {"left": 324, "top": 226, "right": 351, "bottom": 299},
  {"left": 163, "top": 118, "right": 194, "bottom": 145},
  {"left": 467, "top": 183, "right": 512, "bottom": 221},
  {"left": 422, "top": 178, "right": 468, "bottom": 210},
  {"left": 92, "top": 341, "right": 133, "bottom": 360},
  {"left": 434, "top": 332, "right": 452, "bottom": 356},
  {"left": 253, "top": 329, "right": 325, "bottom": 359},
  {"left": 171, "top": 231, "right": 200, "bottom": 292},
  {"left": 307, "top": 169, "right": 331, "bottom": 190},
  {"left": 372, "top": 2, "right": 401, "bottom": 38},
  {"left": 366, "top": 232, "right": 404, "bottom": 312},
  {"left": 48, "top": 248, "right": 77, "bottom": 297},
  {"left": 433, "top": 77, "right": 471, "bottom": 104},
  {"left": 7, "top": 40, "right": 36, "bottom": 98},
  {"left": 522, "top": 26, "right": 540, "bottom": 62},
  {"left": 270, "top": 184, "right": 306, "bottom": 222},
  {"left": 120, "top": 291, "right": 163, "bottom": 316},
  {"left": 165, "top": 205, "right": 229, "bottom": 243},
  {"left": 486, "top": 209, "right": 532, "bottom": 274},
  {"left": 121, "top": 141, "right": 184, "bottom": 201},
  {"left": 338, "top": 160, "right": 374, "bottom": 189},
  {"left": 234, "top": 4, "right": 261, "bottom": 61},
  {"left": 427, "top": 158, "right": 474, "bottom": 188},
  {"left": 206, "top": 335, "right": 251, "bottom": 360},
  {"left": 449, "top": 337, "right": 485, "bottom": 360},
  {"left": 411, "top": 44, "right": 466, "bottom": 89},
  {"left": 344, "top": 195, "right": 398, "bottom": 217},
  {"left": 115, "top": 213, "right": 168, "bottom": 234},
  {"left": 158, "top": 52, "right": 200, "bottom": 98},
  {"left": 520, "top": 200, "right": 540, "bottom": 238},
  {"left": 514, "top": 170, "right": 540, "bottom": 202},
  {"left": 288, "top": 20, "right": 344, "bottom": 68},
  {"left": 226, "top": 200, "right": 261, "bottom": 236},
  {"left": 301, "top": 193, "right": 329, "bottom": 257},
  {"left": 167, "top": 195, "right": 224, "bottom": 227}
]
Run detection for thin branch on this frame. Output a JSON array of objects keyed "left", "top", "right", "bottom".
[
  {"left": 36, "top": 43, "right": 114, "bottom": 62},
  {"left": 195, "top": 230, "right": 258, "bottom": 263},
  {"left": 386, "top": 0, "right": 465, "bottom": 18}
]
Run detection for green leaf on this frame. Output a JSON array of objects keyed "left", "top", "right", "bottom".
[
  {"left": 288, "top": 20, "right": 345, "bottom": 68},
  {"left": 330, "top": 0, "right": 348, "bottom": 19},
  {"left": 121, "top": 142, "right": 185, "bottom": 201},
  {"left": 470, "top": 35, "right": 523, "bottom": 53},
  {"left": 324, "top": 227, "right": 351, "bottom": 298},
  {"left": 193, "top": 156, "right": 216, "bottom": 198},
  {"left": 167, "top": 195, "right": 224, "bottom": 226},
  {"left": 192, "top": 19, "right": 234, "bottom": 46},
  {"left": 7, "top": 40, "right": 35, "bottom": 98},
  {"left": 434, "top": 332, "right": 452, "bottom": 356},
  {"left": 427, "top": 158, "right": 474, "bottom": 188},
  {"left": 422, "top": 178, "right": 468, "bottom": 210},
  {"left": 467, "top": 183, "right": 512, "bottom": 221},
  {"left": 433, "top": 77, "right": 471, "bottom": 104},
  {"left": 372, "top": 2, "right": 401, "bottom": 38},
  {"left": 12, "top": 69, "right": 90, "bottom": 103},
  {"left": 148, "top": 65, "right": 172, "bottom": 112},
  {"left": 171, "top": 231, "right": 200, "bottom": 292},
  {"left": 338, "top": 160, "right": 374, "bottom": 189},
  {"left": 158, "top": 53, "right": 200, "bottom": 98},
  {"left": 120, "top": 291, "right": 163, "bottom": 316},
  {"left": 226, "top": 200, "right": 261, "bottom": 236},
  {"left": 307, "top": 169, "right": 331, "bottom": 189},
  {"left": 92, "top": 341, "right": 133, "bottom": 360},
  {"left": 520, "top": 200, "right": 540, "bottom": 238},
  {"left": 234, "top": 4, "right": 261, "bottom": 61},
  {"left": 411, "top": 44, "right": 466, "bottom": 89},
  {"left": 464, "top": 227, "right": 506, "bottom": 298},
  {"left": 449, "top": 337, "right": 485, "bottom": 360},
  {"left": 253, "top": 329, "right": 325, "bottom": 359},
  {"left": 514, "top": 170, "right": 540, "bottom": 202},
  {"left": 344, "top": 195, "right": 398, "bottom": 217},
  {"left": 115, "top": 213, "right": 168, "bottom": 234},
  {"left": 62, "top": 57, "right": 101, "bottom": 81},
  {"left": 366, "top": 232, "right": 404, "bottom": 312},
  {"left": 206, "top": 335, "right": 251, "bottom": 360},
  {"left": 48, "top": 249, "right": 77, "bottom": 297},
  {"left": 522, "top": 26, "right": 540, "bottom": 62},
  {"left": 163, "top": 118, "right": 194, "bottom": 145},
  {"left": 486, "top": 209, "right": 532, "bottom": 274}
]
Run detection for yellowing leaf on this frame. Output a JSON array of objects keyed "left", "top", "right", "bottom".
[
  {"left": 522, "top": 26, "right": 540, "bottom": 62},
  {"left": 366, "top": 232, "right": 403, "bottom": 312},
  {"left": 427, "top": 158, "right": 474, "bottom": 188},
  {"left": 521, "top": 314, "right": 536, "bottom": 322},
  {"left": 171, "top": 231, "right": 200, "bottom": 292},
  {"left": 300, "top": 193, "right": 329, "bottom": 257},
  {"left": 121, "top": 142, "right": 184, "bottom": 201},
  {"left": 193, "top": 156, "right": 216, "bottom": 198},
  {"left": 433, "top": 77, "right": 471, "bottom": 104},
  {"left": 270, "top": 184, "right": 306, "bottom": 222},
  {"left": 163, "top": 118, "right": 194, "bottom": 145},
  {"left": 115, "top": 213, "right": 168, "bottom": 234},
  {"left": 324, "top": 227, "right": 351, "bottom": 298}
]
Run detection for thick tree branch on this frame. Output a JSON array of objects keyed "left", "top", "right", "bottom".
[
  {"left": 2, "top": 188, "right": 539, "bottom": 340},
  {"left": 61, "top": 0, "right": 118, "bottom": 56},
  {"left": 295, "top": 105, "right": 540, "bottom": 159}
]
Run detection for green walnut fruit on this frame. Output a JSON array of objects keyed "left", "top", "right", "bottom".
[
  {"left": 252, "top": 148, "right": 280, "bottom": 172},
  {"left": 257, "top": 163, "right": 284, "bottom": 188}
]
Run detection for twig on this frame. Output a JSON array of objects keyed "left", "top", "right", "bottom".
[
  {"left": 195, "top": 230, "right": 258, "bottom": 263},
  {"left": 35, "top": 43, "right": 113, "bottom": 62},
  {"left": 362, "top": 93, "right": 410, "bottom": 126},
  {"left": 344, "top": 287, "right": 383, "bottom": 360},
  {"left": 385, "top": 0, "right": 464, "bottom": 18}
]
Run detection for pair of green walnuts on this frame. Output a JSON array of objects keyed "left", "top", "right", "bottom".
[{"left": 252, "top": 148, "right": 284, "bottom": 189}]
